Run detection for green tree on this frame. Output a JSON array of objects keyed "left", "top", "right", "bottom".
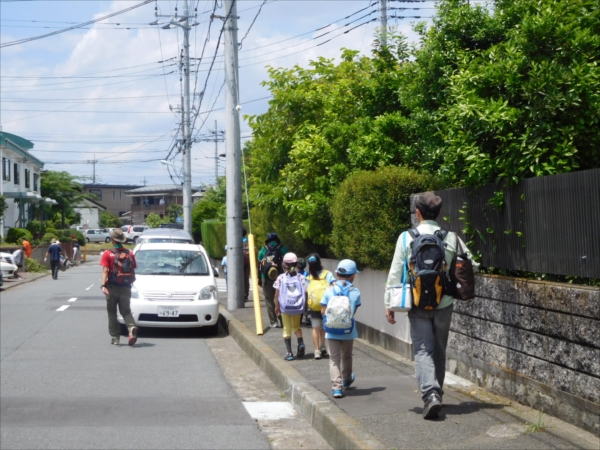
[
  {"left": 145, "top": 213, "right": 162, "bottom": 228},
  {"left": 0, "top": 195, "right": 7, "bottom": 220},
  {"left": 41, "top": 171, "right": 92, "bottom": 228},
  {"left": 167, "top": 203, "right": 183, "bottom": 222},
  {"left": 192, "top": 200, "right": 221, "bottom": 238},
  {"left": 99, "top": 211, "right": 122, "bottom": 228}
]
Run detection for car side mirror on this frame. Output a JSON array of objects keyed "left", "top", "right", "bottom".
[{"left": 212, "top": 266, "right": 219, "bottom": 277}]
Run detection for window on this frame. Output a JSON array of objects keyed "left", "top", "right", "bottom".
[
  {"left": 2, "top": 158, "right": 10, "bottom": 181},
  {"left": 25, "top": 169, "right": 31, "bottom": 189},
  {"left": 112, "top": 190, "right": 116, "bottom": 201},
  {"left": 89, "top": 189, "right": 102, "bottom": 200},
  {"left": 119, "top": 190, "right": 122, "bottom": 202},
  {"left": 33, "top": 173, "right": 39, "bottom": 191},
  {"left": 14, "top": 163, "right": 20, "bottom": 185}
]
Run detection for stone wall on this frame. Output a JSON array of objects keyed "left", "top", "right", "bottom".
[{"left": 448, "top": 275, "right": 600, "bottom": 434}]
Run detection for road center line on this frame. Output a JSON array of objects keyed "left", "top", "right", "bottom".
[
  {"left": 85, "top": 284, "right": 94, "bottom": 290},
  {"left": 56, "top": 305, "right": 70, "bottom": 312},
  {"left": 68, "top": 298, "right": 77, "bottom": 302}
]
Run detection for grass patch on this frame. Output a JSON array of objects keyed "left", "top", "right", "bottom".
[
  {"left": 25, "top": 258, "right": 48, "bottom": 273},
  {"left": 525, "top": 410, "right": 546, "bottom": 433},
  {"left": 84, "top": 243, "right": 135, "bottom": 251}
]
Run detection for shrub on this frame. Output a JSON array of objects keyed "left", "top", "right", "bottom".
[
  {"left": 5, "top": 228, "right": 33, "bottom": 245},
  {"left": 26, "top": 220, "right": 44, "bottom": 239},
  {"left": 25, "top": 258, "right": 47, "bottom": 273},
  {"left": 201, "top": 219, "right": 249, "bottom": 259},
  {"left": 330, "top": 166, "right": 444, "bottom": 270},
  {"left": 41, "top": 233, "right": 58, "bottom": 244},
  {"left": 46, "top": 227, "right": 57, "bottom": 235},
  {"left": 69, "top": 230, "right": 85, "bottom": 246}
]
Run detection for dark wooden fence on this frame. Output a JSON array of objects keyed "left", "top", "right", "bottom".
[{"left": 427, "top": 169, "right": 599, "bottom": 279}]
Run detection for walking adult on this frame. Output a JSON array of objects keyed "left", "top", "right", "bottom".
[
  {"left": 257, "top": 232, "right": 287, "bottom": 328},
  {"left": 100, "top": 229, "right": 138, "bottom": 346},
  {"left": 384, "top": 193, "right": 478, "bottom": 419},
  {"left": 44, "top": 238, "right": 65, "bottom": 280}
]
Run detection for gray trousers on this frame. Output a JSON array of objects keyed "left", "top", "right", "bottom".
[
  {"left": 262, "top": 278, "right": 278, "bottom": 324},
  {"left": 408, "top": 304, "right": 453, "bottom": 401},
  {"left": 105, "top": 284, "right": 136, "bottom": 338},
  {"left": 327, "top": 339, "right": 353, "bottom": 390}
]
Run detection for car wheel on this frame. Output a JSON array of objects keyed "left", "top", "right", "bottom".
[
  {"left": 105, "top": 237, "right": 111, "bottom": 243},
  {"left": 133, "top": 236, "right": 139, "bottom": 244},
  {"left": 86, "top": 237, "right": 90, "bottom": 243},
  {"left": 205, "top": 322, "right": 219, "bottom": 337}
]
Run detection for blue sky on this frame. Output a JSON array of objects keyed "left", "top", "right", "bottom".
[{"left": 1, "top": 0, "right": 438, "bottom": 186}]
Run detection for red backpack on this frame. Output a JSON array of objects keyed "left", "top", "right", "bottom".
[{"left": 109, "top": 248, "right": 136, "bottom": 286}]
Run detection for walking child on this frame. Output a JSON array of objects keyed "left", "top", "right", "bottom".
[
  {"left": 321, "top": 259, "right": 361, "bottom": 398},
  {"left": 274, "top": 253, "right": 307, "bottom": 361},
  {"left": 222, "top": 245, "right": 228, "bottom": 287},
  {"left": 306, "top": 253, "right": 336, "bottom": 359}
]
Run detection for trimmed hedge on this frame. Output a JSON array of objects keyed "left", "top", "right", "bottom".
[
  {"left": 330, "top": 166, "right": 444, "bottom": 270},
  {"left": 201, "top": 219, "right": 249, "bottom": 259},
  {"left": 41, "top": 233, "right": 58, "bottom": 244},
  {"left": 5, "top": 228, "right": 33, "bottom": 245}
]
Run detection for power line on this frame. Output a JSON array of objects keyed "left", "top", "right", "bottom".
[{"left": 238, "top": 0, "right": 267, "bottom": 49}]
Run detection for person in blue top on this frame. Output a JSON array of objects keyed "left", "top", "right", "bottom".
[
  {"left": 320, "top": 259, "right": 361, "bottom": 398},
  {"left": 221, "top": 245, "right": 228, "bottom": 287},
  {"left": 44, "top": 238, "right": 65, "bottom": 280}
]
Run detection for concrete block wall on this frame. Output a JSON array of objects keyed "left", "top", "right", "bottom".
[{"left": 448, "top": 274, "right": 600, "bottom": 434}]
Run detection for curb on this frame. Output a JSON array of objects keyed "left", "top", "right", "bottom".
[
  {"left": 218, "top": 307, "right": 387, "bottom": 450},
  {"left": 0, "top": 273, "right": 49, "bottom": 291}
]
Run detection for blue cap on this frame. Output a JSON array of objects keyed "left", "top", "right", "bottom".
[{"left": 336, "top": 259, "right": 359, "bottom": 275}]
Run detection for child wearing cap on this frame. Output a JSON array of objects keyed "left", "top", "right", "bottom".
[
  {"left": 321, "top": 259, "right": 361, "bottom": 398},
  {"left": 306, "top": 253, "right": 336, "bottom": 359},
  {"left": 274, "top": 253, "right": 307, "bottom": 361}
]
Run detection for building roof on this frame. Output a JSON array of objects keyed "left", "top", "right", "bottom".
[
  {"left": 125, "top": 184, "right": 200, "bottom": 195},
  {"left": 74, "top": 198, "right": 108, "bottom": 211},
  {"left": 83, "top": 183, "right": 143, "bottom": 189},
  {"left": 0, "top": 131, "right": 44, "bottom": 168}
]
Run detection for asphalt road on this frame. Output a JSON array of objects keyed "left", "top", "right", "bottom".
[{"left": 0, "top": 257, "right": 270, "bottom": 450}]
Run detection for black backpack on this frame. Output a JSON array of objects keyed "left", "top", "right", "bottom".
[
  {"left": 260, "top": 244, "right": 283, "bottom": 279},
  {"left": 408, "top": 228, "right": 449, "bottom": 310}
]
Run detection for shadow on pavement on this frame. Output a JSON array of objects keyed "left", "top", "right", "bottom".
[
  {"left": 345, "top": 386, "right": 387, "bottom": 396},
  {"left": 410, "top": 400, "right": 507, "bottom": 420}
]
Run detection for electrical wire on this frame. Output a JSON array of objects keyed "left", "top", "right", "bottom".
[{"left": 238, "top": 0, "right": 267, "bottom": 49}]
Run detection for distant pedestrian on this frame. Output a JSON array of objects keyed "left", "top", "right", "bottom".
[
  {"left": 222, "top": 245, "right": 228, "bottom": 287},
  {"left": 73, "top": 243, "right": 80, "bottom": 266},
  {"left": 384, "top": 193, "right": 478, "bottom": 419},
  {"left": 21, "top": 238, "right": 32, "bottom": 271},
  {"left": 274, "top": 253, "right": 307, "bottom": 361},
  {"left": 321, "top": 259, "right": 361, "bottom": 398},
  {"left": 242, "top": 227, "right": 251, "bottom": 301},
  {"left": 44, "top": 238, "right": 65, "bottom": 280},
  {"left": 12, "top": 246, "right": 25, "bottom": 279},
  {"left": 306, "top": 253, "right": 336, "bottom": 359},
  {"left": 258, "top": 232, "right": 287, "bottom": 328},
  {"left": 100, "top": 229, "right": 138, "bottom": 346}
]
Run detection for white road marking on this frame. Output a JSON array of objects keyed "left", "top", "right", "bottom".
[
  {"left": 242, "top": 402, "right": 297, "bottom": 420},
  {"left": 216, "top": 279, "right": 227, "bottom": 292},
  {"left": 56, "top": 305, "right": 70, "bottom": 312},
  {"left": 68, "top": 298, "right": 77, "bottom": 302},
  {"left": 85, "top": 284, "right": 94, "bottom": 290}
]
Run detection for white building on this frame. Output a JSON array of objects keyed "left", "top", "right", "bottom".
[
  {"left": 73, "top": 198, "right": 107, "bottom": 230},
  {"left": 1, "top": 131, "right": 45, "bottom": 239}
]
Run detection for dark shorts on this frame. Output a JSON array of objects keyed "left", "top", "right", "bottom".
[{"left": 308, "top": 310, "right": 322, "bottom": 319}]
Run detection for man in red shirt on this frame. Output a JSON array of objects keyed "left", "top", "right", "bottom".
[{"left": 100, "top": 229, "right": 138, "bottom": 346}]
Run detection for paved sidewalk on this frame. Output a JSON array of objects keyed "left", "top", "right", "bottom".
[
  {"left": 222, "top": 298, "right": 598, "bottom": 450},
  {"left": 0, "top": 271, "right": 49, "bottom": 291}
]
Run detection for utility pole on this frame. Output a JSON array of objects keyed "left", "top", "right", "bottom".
[
  {"left": 153, "top": 0, "right": 196, "bottom": 234},
  {"left": 222, "top": 0, "right": 244, "bottom": 310},
  {"left": 380, "top": 0, "right": 387, "bottom": 47},
  {"left": 214, "top": 119, "right": 218, "bottom": 182},
  {"left": 88, "top": 155, "right": 98, "bottom": 183}
]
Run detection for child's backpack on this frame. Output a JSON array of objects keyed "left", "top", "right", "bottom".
[
  {"left": 260, "top": 244, "right": 283, "bottom": 280},
  {"left": 307, "top": 270, "right": 330, "bottom": 312},
  {"left": 323, "top": 284, "right": 355, "bottom": 335},
  {"left": 278, "top": 273, "right": 305, "bottom": 315},
  {"left": 408, "top": 228, "right": 448, "bottom": 310},
  {"left": 109, "top": 248, "right": 136, "bottom": 286}
]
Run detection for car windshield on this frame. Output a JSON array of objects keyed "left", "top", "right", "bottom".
[
  {"left": 135, "top": 249, "right": 209, "bottom": 276},
  {"left": 140, "top": 238, "right": 192, "bottom": 244}
]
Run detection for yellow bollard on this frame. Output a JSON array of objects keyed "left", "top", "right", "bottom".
[{"left": 248, "top": 234, "right": 264, "bottom": 335}]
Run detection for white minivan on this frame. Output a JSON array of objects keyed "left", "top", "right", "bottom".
[{"left": 118, "top": 242, "right": 219, "bottom": 335}]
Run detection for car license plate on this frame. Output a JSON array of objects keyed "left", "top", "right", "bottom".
[{"left": 157, "top": 306, "right": 180, "bottom": 317}]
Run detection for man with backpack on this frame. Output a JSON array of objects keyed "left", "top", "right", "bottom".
[
  {"left": 257, "top": 232, "right": 287, "bottom": 328},
  {"left": 100, "top": 229, "right": 138, "bottom": 346},
  {"left": 384, "top": 193, "right": 478, "bottom": 419}
]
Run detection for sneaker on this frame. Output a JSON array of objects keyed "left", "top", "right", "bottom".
[
  {"left": 111, "top": 337, "right": 120, "bottom": 345},
  {"left": 342, "top": 373, "right": 355, "bottom": 389},
  {"left": 320, "top": 346, "right": 327, "bottom": 356},
  {"left": 285, "top": 352, "right": 294, "bottom": 361},
  {"left": 270, "top": 322, "right": 279, "bottom": 328},
  {"left": 128, "top": 326, "right": 138, "bottom": 346},
  {"left": 423, "top": 393, "right": 443, "bottom": 419},
  {"left": 314, "top": 349, "right": 322, "bottom": 360},
  {"left": 297, "top": 342, "right": 306, "bottom": 358},
  {"left": 332, "top": 389, "right": 343, "bottom": 398}
]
